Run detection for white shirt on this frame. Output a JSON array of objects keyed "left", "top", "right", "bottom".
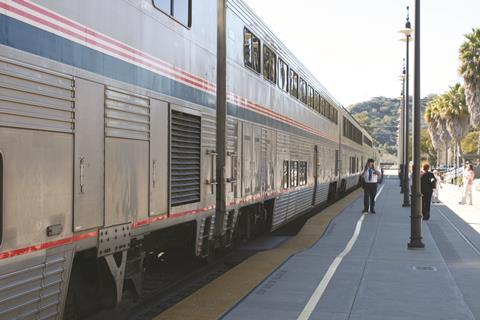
[{"left": 363, "top": 167, "right": 379, "bottom": 183}]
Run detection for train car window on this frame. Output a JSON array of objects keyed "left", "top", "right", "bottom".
[
  {"left": 321, "top": 98, "right": 326, "bottom": 117},
  {"left": 263, "top": 45, "right": 277, "bottom": 83},
  {"left": 307, "top": 86, "right": 314, "bottom": 108},
  {"left": 290, "top": 161, "right": 298, "bottom": 187},
  {"left": 343, "top": 116, "right": 363, "bottom": 145},
  {"left": 314, "top": 91, "right": 320, "bottom": 112},
  {"left": 154, "top": 0, "right": 171, "bottom": 12},
  {"left": 278, "top": 58, "right": 289, "bottom": 92},
  {"left": 289, "top": 70, "right": 298, "bottom": 98},
  {"left": 153, "top": 0, "right": 192, "bottom": 27},
  {"left": 173, "top": 0, "right": 191, "bottom": 26},
  {"left": 364, "top": 136, "right": 373, "bottom": 147},
  {"left": 299, "top": 161, "right": 307, "bottom": 186},
  {"left": 299, "top": 78, "right": 307, "bottom": 104},
  {"left": 0, "top": 153, "right": 2, "bottom": 245},
  {"left": 244, "top": 28, "right": 261, "bottom": 73},
  {"left": 282, "top": 160, "right": 289, "bottom": 189}
]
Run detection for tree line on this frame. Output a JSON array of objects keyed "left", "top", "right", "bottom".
[{"left": 425, "top": 28, "right": 480, "bottom": 166}]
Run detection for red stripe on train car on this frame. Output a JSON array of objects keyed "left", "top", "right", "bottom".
[
  {"left": 0, "top": 231, "right": 98, "bottom": 260},
  {"left": 132, "top": 205, "right": 216, "bottom": 229}
]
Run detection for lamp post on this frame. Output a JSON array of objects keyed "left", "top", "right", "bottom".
[
  {"left": 399, "top": 64, "right": 405, "bottom": 192},
  {"left": 215, "top": 0, "right": 227, "bottom": 241},
  {"left": 400, "top": 7, "right": 413, "bottom": 207},
  {"left": 408, "top": 0, "right": 425, "bottom": 249}
]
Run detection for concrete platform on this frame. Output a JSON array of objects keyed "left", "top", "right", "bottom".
[
  {"left": 156, "top": 190, "right": 363, "bottom": 320},
  {"left": 223, "top": 178, "right": 480, "bottom": 320}
]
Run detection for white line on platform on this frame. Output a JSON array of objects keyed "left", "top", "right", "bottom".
[{"left": 297, "top": 184, "right": 385, "bottom": 320}]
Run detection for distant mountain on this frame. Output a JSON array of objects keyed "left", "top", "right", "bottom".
[{"left": 347, "top": 95, "right": 436, "bottom": 156}]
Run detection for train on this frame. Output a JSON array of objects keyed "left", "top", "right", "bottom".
[{"left": 0, "top": 0, "right": 378, "bottom": 319}]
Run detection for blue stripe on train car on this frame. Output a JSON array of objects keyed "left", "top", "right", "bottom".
[{"left": 0, "top": 14, "right": 336, "bottom": 144}]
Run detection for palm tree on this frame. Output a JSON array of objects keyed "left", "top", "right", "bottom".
[
  {"left": 442, "top": 84, "right": 470, "bottom": 163},
  {"left": 459, "top": 28, "right": 480, "bottom": 154},
  {"left": 425, "top": 100, "right": 443, "bottom": 162},
  {"left": 436, "top": 95, "right": 453, "bottom": 165}
]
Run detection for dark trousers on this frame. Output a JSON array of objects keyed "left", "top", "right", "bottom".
[
  {"left": 422, "top": 191, "right": 433, "bottom": 220},
  {"left": 363, "top": 183, "right": 378, "bottom": 212}
]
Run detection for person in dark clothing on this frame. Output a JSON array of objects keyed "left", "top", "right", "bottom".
[
  {"left": 361, "top": 159, "right": 381, "bottom": 214},
  {"left": 420, "top": 163, "right": 436, "bottom": 220}
]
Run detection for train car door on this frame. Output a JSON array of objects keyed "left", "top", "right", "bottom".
[
  {"left": 74, "top": 78, "right": 104, "bottom": 231},
  {"left": 264, "top": 129, "right": 275, "bottom": 193},
  {"left": 312, "top": 145, "right": 318, "bottom": 205},
  {"left": 226, "top": 118, "right": 239, "bottom": 204},
  {"left": 242, "top": 123, "right": 253, "bottom": 196},
  {"left": 150, "top": 100, "right": 168, "bottom": 217},
  {"left": 253, "top": 127, "right": 262, "bottom": 194},
  {"left": 104, "top": 87, "right": 149, "bottom": 227}
]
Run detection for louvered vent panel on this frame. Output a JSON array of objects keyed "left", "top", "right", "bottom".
[
  {"left": 105, "top": 87, "right": 150, "bottom": 140},
  {"left": 0, "top": 57, "right": 74, "bottom": 132},
  {"left": 171, "top": 111, "right": 201, "bottom": 207}
]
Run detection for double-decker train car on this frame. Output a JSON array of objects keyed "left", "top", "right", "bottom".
[{"left": 0, "top": 0, "right": 378, "bottom": 318}]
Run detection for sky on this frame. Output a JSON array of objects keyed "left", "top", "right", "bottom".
[{"left": 242, "top": 0, "right": 480, "bottom": 107}]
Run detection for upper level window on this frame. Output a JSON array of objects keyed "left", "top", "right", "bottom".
[
  {"left": 343, "top": 116, "right": 363, "bottom": 145},
  {"left": 263, "top": 45, "right": 276, "bottom": 84},
  {"left": 290, "top": 69, "right": 298, "bottom": 98},
  {"left": 314, "top": 91, "right": 320, "bottom": 112},
  {"left": 364, "top": 136, "right": 373, "bottom": 147},
  {"left": 320, "top": 97, "right": 326, "bottom": 116},
  {"left": 278, "top": 58, "right": 289, "bottom": 92},
  {"left": 153, "top": 0, "right": 191, "bottom": 27},
  {"left": 244, "top": 28, "right": 261, "bottom": 73},
  {"left": 308, "top": 85, "right": 314, "bottom": 108},
  {"left": 299, "top": 78, "right": 307, "bottom": 104}
]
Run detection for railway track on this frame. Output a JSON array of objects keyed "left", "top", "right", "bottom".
[{"left": 82, "top": 190, "right": 357, "bottom": 320}]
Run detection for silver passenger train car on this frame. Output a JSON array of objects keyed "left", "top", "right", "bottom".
[{"left": 0, "top": 0, "right": 377, "bottom": 318}]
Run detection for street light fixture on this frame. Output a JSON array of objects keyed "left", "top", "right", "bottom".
[
  {"left": 399, "top": 7, "right": 413, "bottom": 207},
  {"left": 408, "top": 0, "right": 425, "bottom": 249}
]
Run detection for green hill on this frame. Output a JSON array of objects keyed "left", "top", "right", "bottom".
[{"left": 347, "top": 95, "right": 436, "bottom": 156}]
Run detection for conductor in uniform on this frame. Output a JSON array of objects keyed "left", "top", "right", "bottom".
[{"left": 361, "top": 159, "right": 381, "bottom": 214}]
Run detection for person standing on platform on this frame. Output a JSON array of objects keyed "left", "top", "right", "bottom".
[
  {"left": 432, "top": 170, "right": 441, "bottom": 203},
  {"left": 460, "top": 164, "right": 475, "bottom": 205},
  {"left": 361, "top": 159, "right": 381, "bottom": 214},
  {"left": 420, "top": 163, "right": 436, "bottom": 220}
]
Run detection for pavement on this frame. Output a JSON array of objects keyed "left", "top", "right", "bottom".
[
  {"left": 437, "top": 182, "right": 480, "bottom": 233},
  {"left": 222, "top": 177, "right": 480, "bottom": 320}
]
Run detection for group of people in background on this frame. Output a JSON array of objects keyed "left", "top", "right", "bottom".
[
  {"left": 364, "top": 159, "right": 476, "bottom": 220},
  {"left": 420, "top": 161, "right": 475, "bottom": 220}
]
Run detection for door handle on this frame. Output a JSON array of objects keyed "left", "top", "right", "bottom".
[
  {"left": 152, "top": 160, "right": 157, "bottom": 188},
  {"left": 80, "top": 157, "right": 85, "bottom": 193}
]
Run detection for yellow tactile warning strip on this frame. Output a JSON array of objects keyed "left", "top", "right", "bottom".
[{"left": 154, "top": 189, "right": 362, "bottom": 320}]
